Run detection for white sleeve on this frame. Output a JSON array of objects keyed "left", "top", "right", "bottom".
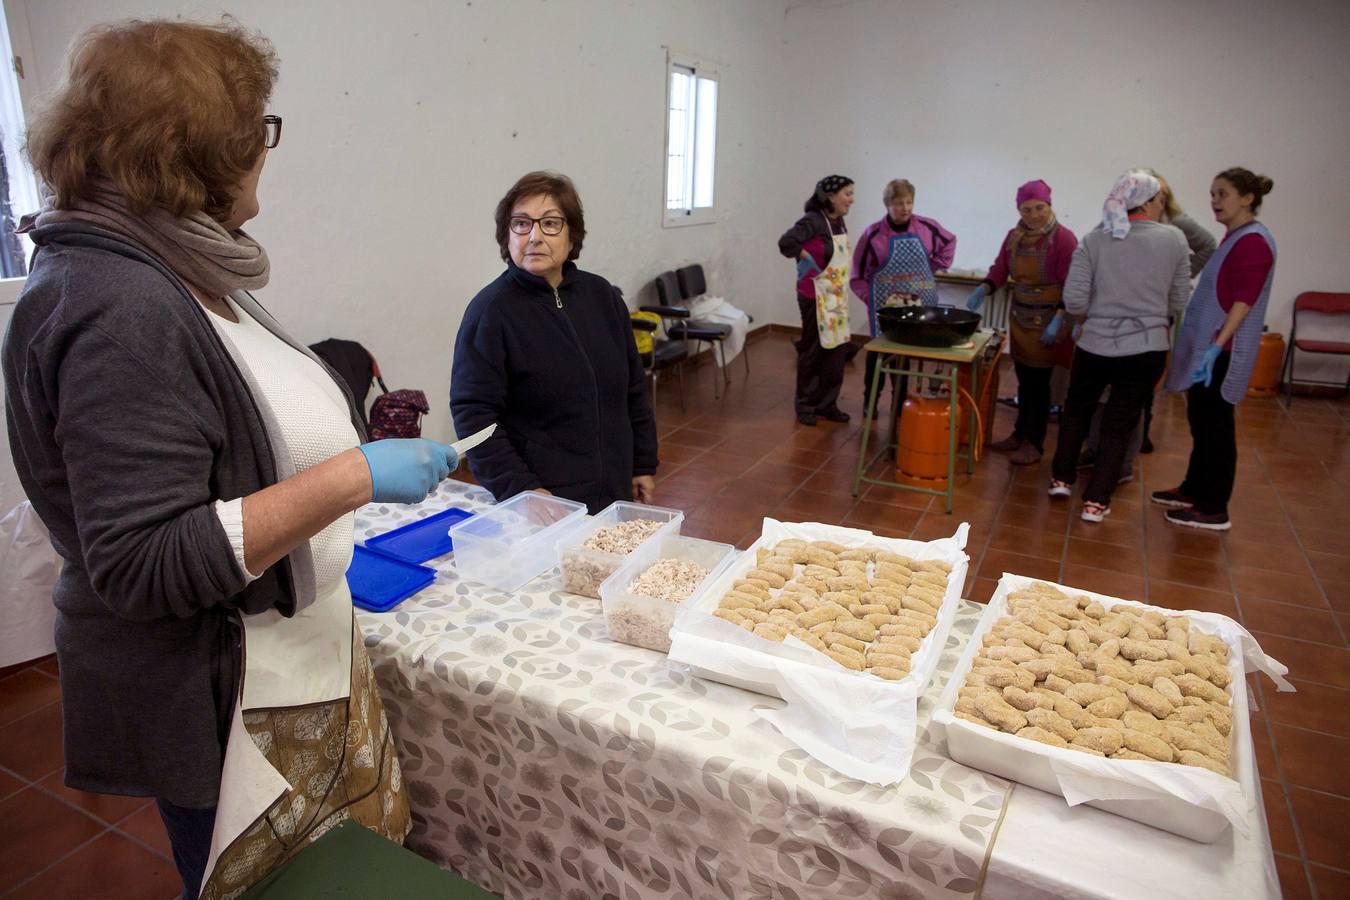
[{"left": 214, "top": 498, "right": 262, "bottom": 584}]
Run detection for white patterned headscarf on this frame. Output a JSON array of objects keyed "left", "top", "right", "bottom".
[{"left": 1100, "top": 171, "right": 1161, "bottom": 239}]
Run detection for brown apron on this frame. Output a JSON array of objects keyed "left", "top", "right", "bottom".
[
  {"left": 1005, "top": 226, "right": 1068, "bottom": 368},
  {"left": 199, "top": 622, "right": 411, "bottom": 899}
]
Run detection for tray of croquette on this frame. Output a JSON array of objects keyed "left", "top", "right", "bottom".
[{"left": 668, "top": 517, "right": 970, "bottom": 699}]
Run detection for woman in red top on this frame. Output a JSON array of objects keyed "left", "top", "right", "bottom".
[{"left": 1154, "top": 168, "right": 1276, "bottom": 531}]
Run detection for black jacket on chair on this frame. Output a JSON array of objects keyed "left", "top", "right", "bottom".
[{"left": 451, "top": 261, "right": 659, "bottom": 513}]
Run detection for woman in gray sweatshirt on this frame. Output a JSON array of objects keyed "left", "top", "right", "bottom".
[
  {"left": 1080, "top": 170, "right": 1218, "bottom": 463},
  {"left": 1047, "top": 172, "right": 1191, "bottom": 522}
]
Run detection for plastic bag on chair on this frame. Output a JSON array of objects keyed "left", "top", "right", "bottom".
[{"left": 0, "top": 502, "right": 61, "bottom": 667}]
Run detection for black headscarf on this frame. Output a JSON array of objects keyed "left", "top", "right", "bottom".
[{"left": 805, "top": 174, "right": 853, "bottom": 213}]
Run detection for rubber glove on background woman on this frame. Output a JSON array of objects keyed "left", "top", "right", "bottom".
[{"left": 965, "top": 284, "right": 988, "bottom": 310}]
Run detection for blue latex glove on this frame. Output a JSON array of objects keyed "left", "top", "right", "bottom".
[
  {"left": 357, "top": 439, "right": 460, "bottom": 504},
  {"left": 1039, "top": 313, "right": 1063, "bottom": 346},
  {"left": 965, "top": 284, "right": 989, "bottom": 311},
  {"left": 1191, "top": 343, "right": 1223, "bottom": 387},
  {"left": 796, "top": 255, "right": 821, "bottom": 280}
]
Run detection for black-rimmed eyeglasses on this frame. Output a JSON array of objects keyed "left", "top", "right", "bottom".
[
  {"left": 263, "top": 115, "right": 283, "bottom": 149},
  {"left": 508, "top": 215, "right": 566, "bottom": 236}
]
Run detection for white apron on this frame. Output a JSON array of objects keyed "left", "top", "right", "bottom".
[
  {"left": 196, "top": 297, "right": 359, "bottom": 894},
  {"left": 198, "top": 547, "right": 356, "bottom": 895}
]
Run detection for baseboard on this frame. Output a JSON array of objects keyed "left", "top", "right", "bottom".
[
  {"left": 1281, "top": 382, "right": 1350, "bottom": 400},
  {"left": 756, "top": 323, "right": 871, "bottom": 348}
]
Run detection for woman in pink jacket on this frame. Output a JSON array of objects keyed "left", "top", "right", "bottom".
[{"left": 850, "top": 179, "right": 957, "bottom": 412}]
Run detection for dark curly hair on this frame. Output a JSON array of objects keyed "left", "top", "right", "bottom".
[{"left": 494, "top": 171, "right": 586, "bottom": 263}]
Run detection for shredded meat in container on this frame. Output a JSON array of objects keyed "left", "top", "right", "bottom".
[
  {"left": 629, "top": 559, "right": 709, "bottom": 603},
  {"left": 562, "top": 518, "right": 668, "bottom": 598},
  {"left": 583, "top": 519, "right": 665, "bottom": 554},
  {"left": 607, "top": 559, "right": 710, "bottom": 652}
]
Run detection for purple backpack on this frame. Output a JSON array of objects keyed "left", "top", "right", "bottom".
[{"left": 368, "top": 362, "right": 429, "bottom": 439}]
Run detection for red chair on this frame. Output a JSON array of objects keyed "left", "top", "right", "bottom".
[{"left": 1281, "top": 291, "right": 1350, "bottom": 405}]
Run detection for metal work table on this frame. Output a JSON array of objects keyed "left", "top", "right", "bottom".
[{"left": 853, "top": 330, "right": 995, "bottom": 513}]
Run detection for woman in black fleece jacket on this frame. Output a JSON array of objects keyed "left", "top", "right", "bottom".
[{"left": 451, "top": 171, "right": 659, "bottom": 513}]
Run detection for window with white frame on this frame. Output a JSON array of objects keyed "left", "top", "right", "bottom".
[
  {"left": 0, "top": 1, "right": 39, "bottom": 280},
  {"left": 663, "top": 53, "right": 717, "bottom": 226}
]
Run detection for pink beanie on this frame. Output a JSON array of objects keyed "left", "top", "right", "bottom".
[{"left": 1016, "top": 179, "right": 1052, "bottom": 207}]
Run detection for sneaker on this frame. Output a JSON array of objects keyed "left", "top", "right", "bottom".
[
  {"left": 1165, "top": 507, "right": 1231, "bottom": 531},
  {"left": 1150, "top": 487, "right": 1193, "bottom": 509},
  {"left": 797, "top": 412, "right": 818, "bottom": 427},
  {"left": 1117, "top": 470, "right": 1134, "bottom": 484},
  {"left": 819, "top": 407, "right": 850, "bottom": 424},
  {"left": 1140, "top": 436, "right": 1154, "bottom": 454},
  {"left": 1009, "top": 443, "right": 1043, "bottom": 466},
  {"left": 1048, "top": 479, "right": 1072, "bottom": 498},
  {"left": 1081, "top": 501, "right": 1111, "bottom": 523},
  {"left": 990, "top": 434, "right": 1023, "bottom": 452}
]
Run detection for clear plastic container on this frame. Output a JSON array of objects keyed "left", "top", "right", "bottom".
[
  {"left": 556, "top": 501, "right": 684, "bottom": 599},
  {"left": 599, "top": 534, "right": 736, "bottom": 652},
  {"left": 448, "top": 491, "right": 587, "bottom": 592}
]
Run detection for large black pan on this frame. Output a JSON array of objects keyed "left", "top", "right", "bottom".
[{"left": 876, "top": 305, "right": 981, "bottom": 348}]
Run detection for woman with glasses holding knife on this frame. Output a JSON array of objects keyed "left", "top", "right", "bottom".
[
  {"left": 4, "top": 19, "right": 464, "bottom": 898},
  {"left": 452, "top": 171, "right": 659, "bottom": 514}
]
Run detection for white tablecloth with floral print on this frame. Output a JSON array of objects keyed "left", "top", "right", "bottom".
[{"left": 355, "top": 481, "right": 1277, "bottom": 900}]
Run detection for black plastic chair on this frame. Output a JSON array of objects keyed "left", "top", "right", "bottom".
[
  {"left": 647, "top": 267, "right": 742, "bottom": 399},
  {"left": 631, "top": 313, "right": 689, "bottom": 412},
  {"left": 678, "top": 263, "right": 752, "bottom": 379}
]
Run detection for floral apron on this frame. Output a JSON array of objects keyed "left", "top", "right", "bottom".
[{"left": 814, "top": 218, "right": 851, "bottom": 349}]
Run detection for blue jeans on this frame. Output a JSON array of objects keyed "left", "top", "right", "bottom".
[{"left": 156, "top": 799, "right": 217, "bottom": 900}]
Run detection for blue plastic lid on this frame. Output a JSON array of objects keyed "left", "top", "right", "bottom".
[
  {"left": 347, "top": 545, "right": 436, "bottom": 612},
  {"left": 365, "top": 507, "right": 473, "bottom": 563}
]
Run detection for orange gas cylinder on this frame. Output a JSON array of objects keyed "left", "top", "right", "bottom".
[
  {"left": 896, "top": 395, "right": 951, "bottom": 489},
  {"left": 1247, "top": 330, "right": 1286, "bottom": 397}
]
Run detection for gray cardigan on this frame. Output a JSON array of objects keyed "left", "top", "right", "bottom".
[
  {"left": 1063, "top": 220, "right": 1192, "bottom": 358},
  {"left": 3, "top": 223, "right": 362, "bottom": 807},
  {"left": 1169, "top": 212, "right": 1219, "bottom": 277}
]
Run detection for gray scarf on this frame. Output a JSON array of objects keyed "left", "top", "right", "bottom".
[{"left": 23, "top": 181, "right": 270, "bottom": 298}]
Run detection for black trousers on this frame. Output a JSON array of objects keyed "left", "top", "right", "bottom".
[
  {"left": 1052, "top": 347, "right": 1168, "bottom": 505},
  {"left": 862, "top": 350, "right": 901, "bottom": 413},
  {"left": 795, "top": 295, "right": 847, "bottom": 415},
  {"left": 157, "top": 799, "right": 217, "bottom": 900},
  {"left": 1011, "top": 362, "right": 1054, "bottom": 451},
  {"left": 1180, "top": 351, "right": 1237, "bottom": 515}
]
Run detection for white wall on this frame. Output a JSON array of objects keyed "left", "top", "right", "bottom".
[
  {"left": 13, "top": 0, "right": 1350, "bottom": 428},
  {"left": 18, "top": 0, "right": 798, "bottom": 439},
  {"left": 779, "top": 0, "right": 1350, "bottom": 356}
]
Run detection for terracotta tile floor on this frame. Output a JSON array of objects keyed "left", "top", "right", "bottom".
[{"left": 1, "top": 329, "right": 1346, "bottom": 897}]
